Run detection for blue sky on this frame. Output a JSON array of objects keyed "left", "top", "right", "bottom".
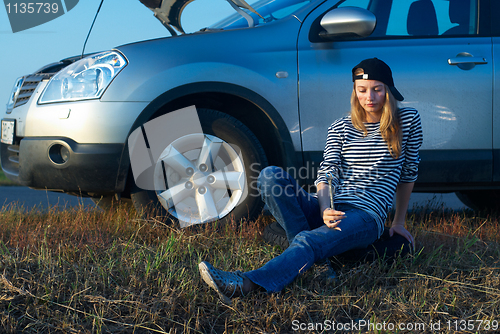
[{"left": 0, "top": 0, "right": 236, "bottom": 105}]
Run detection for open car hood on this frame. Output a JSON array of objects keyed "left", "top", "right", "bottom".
[{"left": 139, "top": 0, "right": 262, "bottom": 35}]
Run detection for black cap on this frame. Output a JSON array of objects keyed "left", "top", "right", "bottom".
[{"left": 352, "top": 58, "right": 404, "bottom": 101}]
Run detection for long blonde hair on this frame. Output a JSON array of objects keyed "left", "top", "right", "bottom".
[{"left": 350, "top": 69, "right": 402, "bottom": 159}]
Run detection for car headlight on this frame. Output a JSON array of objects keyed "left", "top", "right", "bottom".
[
  {"left": 6, "top": 77, "right": 25, "bottom": 110},
  {"left": 39, "top": 51, "right": 127, "bottom": 104}
]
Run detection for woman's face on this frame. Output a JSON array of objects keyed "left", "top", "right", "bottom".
[{"left": 355, "top": 79, "right": 386, "bottom": 119}]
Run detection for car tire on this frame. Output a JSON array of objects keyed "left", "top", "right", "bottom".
[
  {"left": 456, "top": 190, "right": 500, "bottom": 211},
  {"left": 130, "top": 108, "right": 268, "bottom": 226},
  {"left": 262, "top": 220, "right": 289, "bottom": 249}
]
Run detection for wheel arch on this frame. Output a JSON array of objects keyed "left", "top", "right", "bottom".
[{"left": 116, "top": 82, "right": 301, "bottom": 194}]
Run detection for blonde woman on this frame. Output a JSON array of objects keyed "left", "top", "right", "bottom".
[{"left": 199, "top": 58, "right": 423, "bottom": 304}]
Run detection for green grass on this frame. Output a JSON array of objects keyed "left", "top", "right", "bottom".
[{"left": 0, "top": 202, "right": 499, "bottom": 333}]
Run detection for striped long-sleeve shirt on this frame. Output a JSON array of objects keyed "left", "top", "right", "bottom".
[{"left": 315, "top": 107, "right": 423, "bottom": 236}]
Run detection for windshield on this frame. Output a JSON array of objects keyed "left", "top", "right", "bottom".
[{"left": 210, "top": 0, "right": 312, "bottom": 30}]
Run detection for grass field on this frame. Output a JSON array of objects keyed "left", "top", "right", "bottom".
[{"left": 0, "top": 201, "right": 498, "bottom": 333}]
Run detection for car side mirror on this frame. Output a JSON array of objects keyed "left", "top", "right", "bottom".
[{"left": 319, "top": 7, "right": 376, "bottom": 40}]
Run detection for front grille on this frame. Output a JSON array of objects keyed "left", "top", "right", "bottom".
[{"left": 10, "top": 74, "right": 50, "bottom": 110}]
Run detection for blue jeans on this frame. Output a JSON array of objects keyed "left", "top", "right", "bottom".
[{"left": 245, "top": 166, "right": 379, "bottom": 292}]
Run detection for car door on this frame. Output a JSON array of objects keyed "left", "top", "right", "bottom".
[
  {"left": 298, "top": 0, "right": 493, "bottom": 190},
  {"left": 492, "top": 0, "right": 500, "bottom": 183}
]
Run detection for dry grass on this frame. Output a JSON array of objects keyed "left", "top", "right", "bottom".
[{"left": 0, "top": 200, "right": 499, "bottom": 333}]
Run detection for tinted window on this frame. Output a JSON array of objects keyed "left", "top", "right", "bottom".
[
  {"left": 210, "top": 0, "right": 312, "bottom": 30},
  {"left": 387, "top": 0, "right": 477, "bottom": 36},
  {"left": 339, "top": 0, "right": 478, "bottom": 37},
  {"left": 338, "top": 0, "right": 370, "bottom": 7}
]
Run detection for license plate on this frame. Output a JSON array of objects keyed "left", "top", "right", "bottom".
[{"left": 1, "top": 120, "right": 15, "bottom": 145}]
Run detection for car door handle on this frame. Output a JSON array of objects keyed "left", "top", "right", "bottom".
[{"left": 448, "top": 57, "right": 488, "bottom": 65}]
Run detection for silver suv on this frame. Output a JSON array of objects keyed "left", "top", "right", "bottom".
[{"left": 2, "top": 0, "right": 499, "bottom": 225}]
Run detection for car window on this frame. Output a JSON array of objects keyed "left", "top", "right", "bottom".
[
  {"left": 338, "top": 0, "right": 370, "bottom": 8},
  {"left": 338, "top": 0, "right": 478, "bottom": 37},
  {"left": 210, "top": 0, "right": 312, "bottom": 30},
  {"left": 387, "top": 0, "right": 477, "bottom": 36}
]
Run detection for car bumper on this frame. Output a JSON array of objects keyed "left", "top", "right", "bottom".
[{"left": 1, "top": 137, "right": 127, "bottom": 194}]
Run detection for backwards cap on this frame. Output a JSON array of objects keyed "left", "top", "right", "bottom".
[{"left": 352, "top": 58, "right": 404, "bottom": 101}]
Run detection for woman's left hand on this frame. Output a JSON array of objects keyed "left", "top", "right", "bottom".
[{"left": 389, "top": 224, "right": 414, "bottom": 248}]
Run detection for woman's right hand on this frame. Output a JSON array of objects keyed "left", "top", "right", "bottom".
[{"left": 323, "top": 208, "right": 346, "bottom": 230}]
